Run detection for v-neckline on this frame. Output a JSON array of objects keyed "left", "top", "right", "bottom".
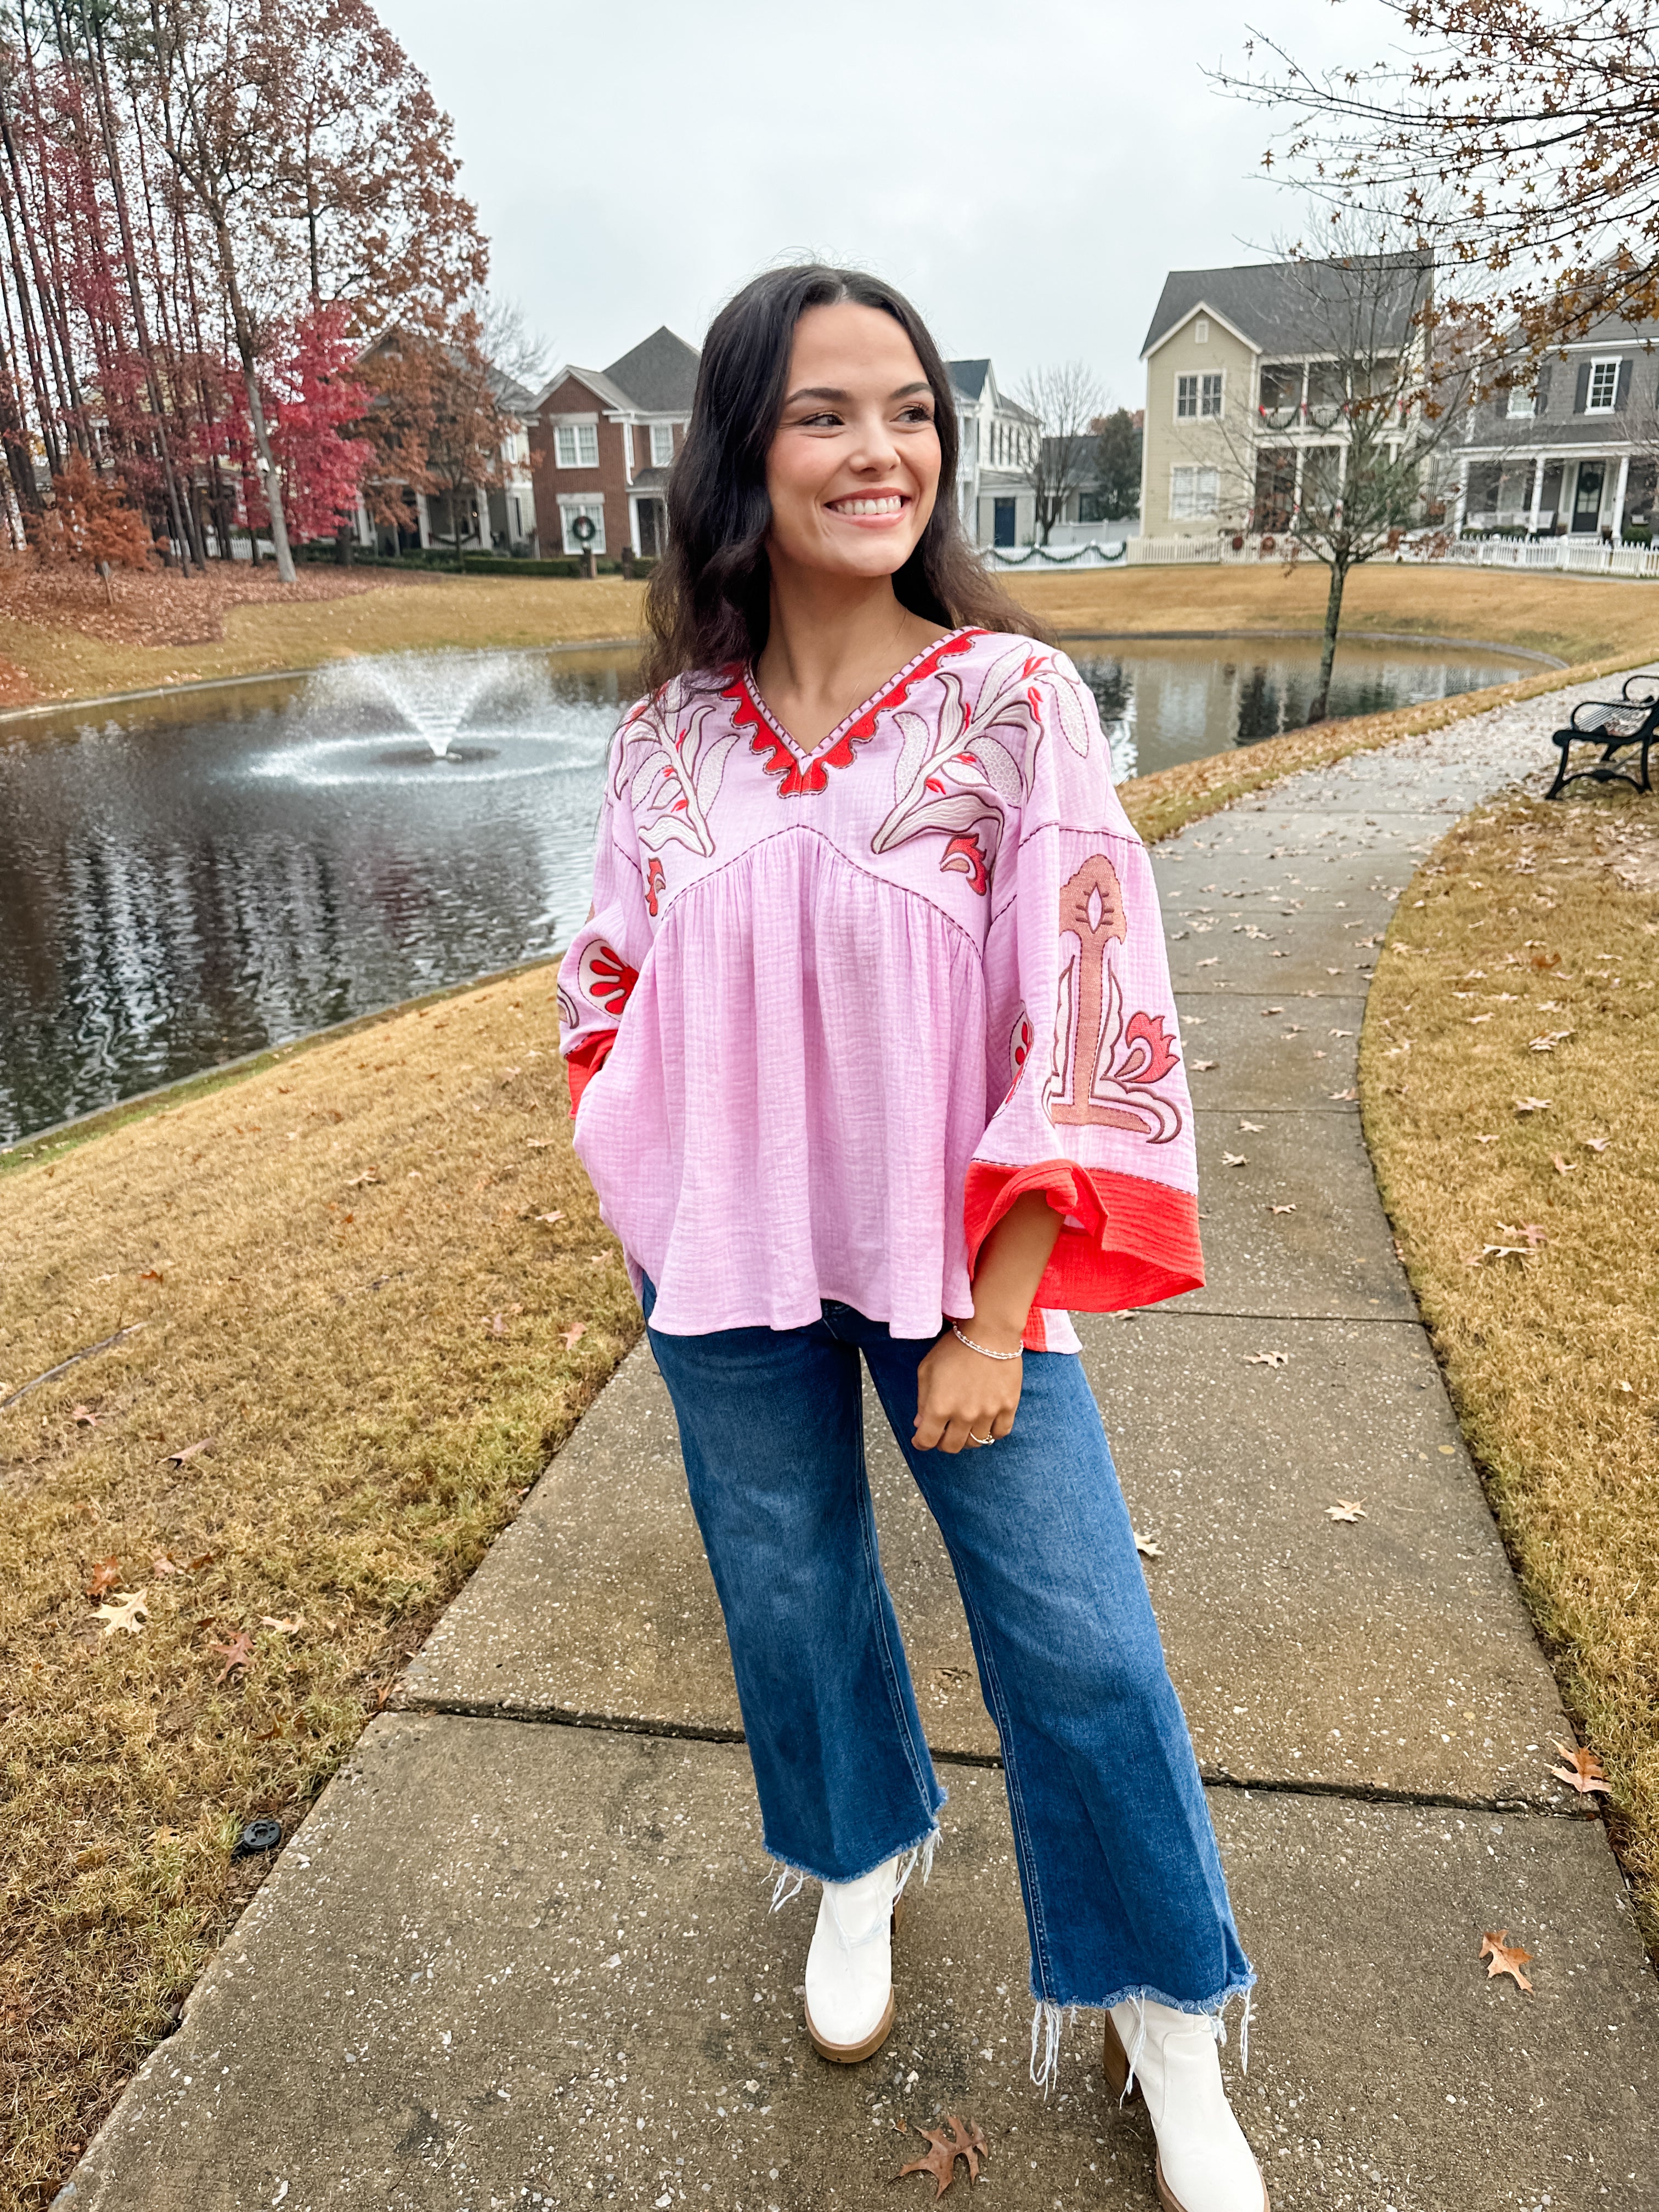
[{"left": 740, "top": 627, "right": 975, "bottom": 766}]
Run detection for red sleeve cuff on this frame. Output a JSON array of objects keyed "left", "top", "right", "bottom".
[
  {"left": 964, "top": 1158, "right": 1205, "bottom": 1338},
  {"left": 566, "top": 1030, "right": 618, "bottom": 1115}
]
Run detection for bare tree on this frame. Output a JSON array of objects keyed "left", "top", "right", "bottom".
[
  {"left": 1202, "top": 215, "right": 1477, "bottom": 722},
  {"left": 1018, "top": 359, "right": 1107, "bottom": 544},
  {"left": 481, "top": 294, "right": 552, "bottom": 396},
  {"left": 1215, "top": 2, "right": 1659, "bottom": 353}
]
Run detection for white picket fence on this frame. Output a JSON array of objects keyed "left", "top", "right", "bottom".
[{"left": 985, "top": 532, "right": 1659, "bottom": 578}]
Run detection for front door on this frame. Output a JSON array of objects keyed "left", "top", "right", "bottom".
[
  {"left": 1572, "top": 463, "right": 1605, "bottom": 533},
  {"left": 993, "top": 498, "right": 1016, "bottom": 548}
]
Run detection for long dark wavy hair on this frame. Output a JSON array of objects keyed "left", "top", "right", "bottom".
[{"left": 640, "top": 264, "right": 1040, "bottom": 692}]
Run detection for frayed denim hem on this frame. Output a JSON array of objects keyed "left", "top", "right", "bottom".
[
  {"left": 760, "top": 1812, "right": 944, "bottom": 1910},
  {"left": 1027, "top": 1971, "right": 1257, "bottom": 2095}
]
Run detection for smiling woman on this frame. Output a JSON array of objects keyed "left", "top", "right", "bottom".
[{"left": 555, "top": 264, "right": 1268, "bottom": 2212}]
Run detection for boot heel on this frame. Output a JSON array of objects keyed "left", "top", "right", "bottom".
[{"left": 1102, "top": 2013, "right": 1140, "bottom": 2103}]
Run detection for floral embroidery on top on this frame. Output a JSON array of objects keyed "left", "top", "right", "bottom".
[
  {"left": 613, "top": 693, "right": 744, "bottom": 861},
  {"left": 727, "top": 629, "right": 981, "bottom": 800},
  {"left": 872, "top": 641, "right": 1093, "bottom": 895},
  {"left": 1045, "top": 853, "right": 1184, "bottom": 1142},
  {"left": 579, "top": 940, "right": 639, "bottom": 1018}
]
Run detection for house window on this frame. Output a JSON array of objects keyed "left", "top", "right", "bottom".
[
  {"left": 1201, "top": 373, "right": 1223, "bottom": 418},
  {"left": 558, "top": 496, "right": 606, "bottom": 554},
  {"left": 1170, "top": 465, "right": 1219, "bottom": 520},
  {"left": 1506, "top": 381, "right": 1536, "bottom": 419},
  {"left": 650, "top": 422, "right": 674, "bottom": 467},
  {"left": 1195, "top": 319, "right": 1209, "bottom": 343},
  {"left": 554, "top": 423, "right": 600, "bottom": 468},
  {"left": 1587, "top": 358, "right": 1620, "bottom": 411},
  {"left": 1177, "top": 375, "right": 1199, "bottom": 420}
]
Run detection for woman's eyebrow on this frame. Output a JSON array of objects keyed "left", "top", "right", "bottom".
[{"left": 783, "top": 380, "right": 934, "bottom": 405}]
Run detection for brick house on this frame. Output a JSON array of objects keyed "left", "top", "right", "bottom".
[{"left": 527, "top": 327, "right": 699, "bottom": 558}]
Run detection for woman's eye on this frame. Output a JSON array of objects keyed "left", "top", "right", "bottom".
[
  {"left": 898, "top": 405, "right": 934, "bottom": 425},
  {"left": 798, "top": 410, "right": 843, "bottom": 428}
]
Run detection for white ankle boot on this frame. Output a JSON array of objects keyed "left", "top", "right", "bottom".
[
  {"left": 803, "top": 1854, "right": 904, "bottom": 2062},
  {"left": 1104, "top": 1999, "right": 1267, "bottom": 2212}
]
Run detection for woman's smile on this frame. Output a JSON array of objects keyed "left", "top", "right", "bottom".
[{"left": 825, "top": 490, "right": 910, "bottom": 523}]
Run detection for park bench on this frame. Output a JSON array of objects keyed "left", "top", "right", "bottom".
[{"left": 1548, "top": 672, "right": 1659, "bottom": 798}]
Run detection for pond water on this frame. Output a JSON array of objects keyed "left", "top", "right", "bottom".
[{"left": 0, "top": 633, "right": 1532, "bottom": 1144}]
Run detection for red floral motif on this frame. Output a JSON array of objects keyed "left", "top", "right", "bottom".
[
  {"left": 644, "top": 856, "right": 666, "bottom": 917},
  {"left": 1119, "top": 1010, "right": 1180, "bottom": 1086},
  {"left": 942, "top": 831, "right": 989, "bottom": 895},
  {"left": 726, "top": 629, "right": 980, "bottom": 800},
  {"left": 578, "top": 941, "right": 638, "bottom": 1017}
]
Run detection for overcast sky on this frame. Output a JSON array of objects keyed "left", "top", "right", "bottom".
[{"left": 374, "top": 0, "right": 1404, "bottom": 407}]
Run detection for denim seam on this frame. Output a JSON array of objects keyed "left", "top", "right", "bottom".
[
  {"left": 851, "top": 1410, "right": 941, "bottom": 1824},
  {"left": 952, "top": 1573, "right": 1057, "bottom": 2004}
]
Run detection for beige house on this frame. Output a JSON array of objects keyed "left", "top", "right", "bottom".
[{"left": 1138, "top": 256, "right": 1432, "bottom": 538}]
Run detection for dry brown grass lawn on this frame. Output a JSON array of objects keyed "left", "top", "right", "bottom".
[
  {"left": 1014, "top": 561, "right": 1659, "bottom": 666},
  {"left": 0, "top": 569, "right": 646, "bottom": 707},
  {"left": 0, "top": 976, "right": 639, "bottom": 2209},
  {"left": 1361, "top": 788, "right": 1659, "bottom": 1949}
]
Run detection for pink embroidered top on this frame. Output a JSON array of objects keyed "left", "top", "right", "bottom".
[{"left": 557, "top": 626, "right": 1203, "bottom": 1350}]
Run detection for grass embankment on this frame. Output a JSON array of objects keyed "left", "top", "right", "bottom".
[
  {"left": 1362, "top": 791, "right": 1659, "bottom": 1948},
  {"left": 5, "top": 557, "right": 1656, "bottom": 716},
  {"left": 0, "top": 980, "right": 640, "bottom": 2208},
  {"left": 0, "top": 565, "right": 646, "bottom": 707},
  {"left": 1013, "top": 561, "right": 1659, "bottom": 667}
]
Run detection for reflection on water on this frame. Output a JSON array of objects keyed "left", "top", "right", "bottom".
[
  {"left": 1066, "top": 636, "right": 1530, "bottom": 781},
  {"left": 0, "top": 634, "right": 1530, "bottom": 1144}
]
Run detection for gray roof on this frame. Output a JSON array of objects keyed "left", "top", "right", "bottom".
[
  {"left": 604, "top": 326, "right": 700, "bottom": 413},
  {"left": 947, "top": 358, "right": 990, "bottom": 399},
  {"left": 488, "top": 368, "right": 537, "bottom": 416},
  {"left": 1141, "top": 253, "right": 1431, "bottom": 360}
]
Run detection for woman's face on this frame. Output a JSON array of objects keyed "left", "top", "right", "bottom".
[{"left": 765, "top": 301, "right": 942, "bottom": 581}]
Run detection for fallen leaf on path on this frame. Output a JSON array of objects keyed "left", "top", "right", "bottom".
[
  {"left": 1551, "top": 1155, "right": 1577, "bottom": 1175},
  {"left": 151, "top": 1553, "right": 182, "bottom": 1577},
  {"left": 1584, "top": 1136, "right": 1611, "bottom": 1152},
  {"left": 345, "top": 1170, "right": 381, "bottom": 1188},
  {"left": 1261, "top": 1006, "right": 1284, "bottom": 1017},
  {"left": 1514, "top": 1097, "right": 1551, "bottom": 1115},
  {"left": 1328, "top": 1087, "right": 1359, "bottom": 1102},
  {"left": 1134, "top": 1532, "right": 1163, "bottom": 1560},
  {"left": 1497, "top": 1222, "right": 1548, "bottom": 1248},
  {"left": 1222, "top": 1152, "right": 1248, "bottom": 1167},
  {"left": 1271, "top": 1203, "right": 1297, "bottom": 1214},
  {"left": 1475, "top": 1135, "right": 1499, "bottom": 1144},
  {"left": 561, "top": 1324, "right": 586, "bottom": 1350},
  {"left": 207, "top": 1630, "right": 255, "bottom": 1681},
  {"left": 1196, "top": 957, "right": 1218, "bottom": 968},
  {"left": 525, "top": 1137, "right": 555, "bottom": 1148},
  {"left": 1238, "top": 1119, "right": 1263, "bottom": 1132},
  {"left": 261, "top": 1615, "right": 305, "bottom": 1635},
  {"left": 84, "top": 1556, "right": 122, "bottom": 1599},
  {"left": 533, "top": 1211, "right": 565, "bottom": 1225},
  {"left": 161, "top": 1437, "right": 213, "bottom": 1466},
  {"left": 1549, "top": 1741, "right": 1611, "bottom": 1797},
  {"left": 1480, "top": 1931, "right": 1533, "bottom": 1992},
  {"left": 1192, "top": 1059, "right": 1218, "bottom": 1071},
  {"left": 1244, "top": 1351, "right": 1288, "bottom": 1368},
  {"left": 95, "top": 1589, "right": 149, "bottom": 1635},
  {"left": 69, "top": 1403, "right": 101, "bottom": 1426},
  {"left": 899, "top": 2114, "right": 989, "bottom": 2197},
  {"left": 1325, "top": 1500, "right": 1367, "bottom": 1522},
  {"left": 1464, "top": 1244, "right": 1534, "bottom": 1267},
  {"left": 137, "top": 1268, "right": 163, "bottom": 1283}
]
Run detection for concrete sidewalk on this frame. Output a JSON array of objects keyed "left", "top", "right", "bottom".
[{"left": 59, "top": 686, "right": 1659, "bottom": 2212}]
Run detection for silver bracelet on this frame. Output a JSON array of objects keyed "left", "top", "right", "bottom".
[{"left": 950, "top": 1323, "right": 1023, "bottom": 1362}]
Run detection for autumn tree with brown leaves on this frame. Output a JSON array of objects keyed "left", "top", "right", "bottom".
[{"left": 1217, "top": 2, "right": 1659, "bottom": 354}]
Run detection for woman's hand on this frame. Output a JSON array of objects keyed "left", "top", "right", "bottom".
[
  {"left": 913, "top": 1323, "right": 1024, "bottom": 1453},
  {"left": 912, "top": 1189, "right": 1060, "bottom": 1455}
]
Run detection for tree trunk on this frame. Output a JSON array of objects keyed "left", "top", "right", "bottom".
[
  {"left": 212, "top": 224, "right": 296, "bottom": 583},
  {"left": 1306, "top": 557, "right": 1348, "bottom": 724}
]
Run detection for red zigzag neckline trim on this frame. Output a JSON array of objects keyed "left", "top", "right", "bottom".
[{"left": 723, "top": 627, "right": 983, "bottom": 799}]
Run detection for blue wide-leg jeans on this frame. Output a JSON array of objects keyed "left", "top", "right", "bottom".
[{"left": 643, "top": 1286, "right": 1254, "bottom": 2022}]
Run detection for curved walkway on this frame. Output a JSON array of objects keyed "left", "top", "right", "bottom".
[{"left": 61, "top": 681, "right": 1659, "bottom": 2212}]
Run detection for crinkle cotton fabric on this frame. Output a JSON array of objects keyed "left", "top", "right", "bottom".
[{"left": 557, "top": 627, "right": 1203, "bottom": 1347}]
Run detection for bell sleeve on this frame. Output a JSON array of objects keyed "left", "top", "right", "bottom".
[
  {"left": 967, "top": 653, "right": 1204, "bottom": 1338},
  {"left": 557, "top": 771, "right": 654, "bottom": 1116}
]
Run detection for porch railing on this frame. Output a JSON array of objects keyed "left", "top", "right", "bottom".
[{"left": 984, "top": 533, "right": 1659, "bottom": 577}]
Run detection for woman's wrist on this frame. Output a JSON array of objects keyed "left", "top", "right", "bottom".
[{"left": 959, "top": 1308, "right": 1027, "bottom": 1356}]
